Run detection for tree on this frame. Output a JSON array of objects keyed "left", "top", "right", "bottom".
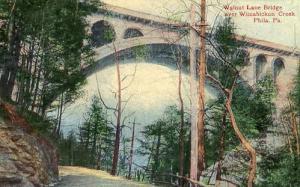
[
  {"left": 189, "top": 2, "right": 198, "bottom": 182},
  {"left": 258, "top": 150, "right": 300, "bottom": 186},
  {"left": 138, "top": 106, "right": 190, "bottom": 185},
  {"left": 205, "top": 75, "right": 275, "bottom": 185},
  {"left": 0, "top": 0, "right": 98, "bottom": 117},
  {"left": 206, "top": 18, "right": 257, "bottom": 186},
  {"left": 111, "top": 41, "right": 122, "bottom": 175},
  {"left": 0, "top": 0, "right": 21, "bottom": 100},
  {"left": 79, "top": 96, "right": 114, "bottom": 169},
  {"left": 293, "top": 62, "right": 300, "bottom": 114},
  {"left": 95, "top": 40, "right": 141, "bottom": 176},
  {"left": 197, "top": 0, "right": 207, "bottom": 177},
  {"left": 257, "top": 65, "right": 300, "bottom": 186}
]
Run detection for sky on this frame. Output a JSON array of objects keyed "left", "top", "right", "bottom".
[{"left": 102, "top": 0, "right": 300, "bottom": 48}]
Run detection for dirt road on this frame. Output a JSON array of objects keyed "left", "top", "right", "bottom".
[{"left": 55, "top": 166, "right": 156, "bottom": 187}]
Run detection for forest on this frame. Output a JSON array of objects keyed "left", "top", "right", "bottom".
[{"left": 0, "top": 0, "right": 299, "bottom": 187}]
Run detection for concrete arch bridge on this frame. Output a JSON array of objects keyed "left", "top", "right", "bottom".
[{"left": 86, "top": 4, "right": 300, "bottom": 110}]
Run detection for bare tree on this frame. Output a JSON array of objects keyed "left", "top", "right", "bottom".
[
  {"left": 95, "top": 41, "right": 138, "bottom": 176},
  {"left": 111, "top": 42, "right": 122, "bottom": 176}
]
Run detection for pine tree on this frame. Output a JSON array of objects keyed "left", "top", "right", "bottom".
[
  {"left": 0, "top": 0, "right": 98, "bottom": 116},
  {"left": 138, "top": 106, "right": 189, "bottom": 184},
  {"left": 79, "top": 96, "right": 114, "bottom": 169}
]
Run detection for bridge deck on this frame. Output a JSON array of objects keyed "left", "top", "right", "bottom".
[{"left": 98, "top": 3, "right": 300, "bottom": 57}]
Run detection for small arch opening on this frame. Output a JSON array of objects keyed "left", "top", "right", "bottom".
[
  {"left": 255, "top": 54, "right": 267, "bottom": 81},
  {"left": 91, "top": 20, "right": 116, "bottom": 47},
  {"left": 273, "top": 57, "right": 285, "bottom": 82},
  {"left": 124, "top": 28, "right": 143, "bottom": 39}
]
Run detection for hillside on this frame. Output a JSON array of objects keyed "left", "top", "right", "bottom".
[{"left": 0, "top": 102, "right": 58, "bottom": 186}]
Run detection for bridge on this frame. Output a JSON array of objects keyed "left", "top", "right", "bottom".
[{"left": 86, "top": 4, "right": 300, "bottom": 110}]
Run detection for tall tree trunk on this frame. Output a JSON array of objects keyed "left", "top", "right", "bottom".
[
  {"left": 128, "top": 120, "right": 135, "bottom": 179},
  {"left": 189, "top": 2, "right": 198, "bottom": 183},
  {"left": 97, "top": 144, "right": 102, "bottom": 170},
  {"left": 23, "top": 39, "right": 35, "bottom": 110},
  {"left": 55, "top": 92, "right": 64, "bottom": 136},
  {"left": 31, "top": 66, "right": 42, "bottom": 112},
  {"left": 111, "top": 43, "right": 122, "bottom": 176},
  {"left": 92, "top": 122, "right": 98, "bottom": 166},
  {"left": 197, "top": 0, "right": 207, "bottom": 178},
  {"left": 16, "top": 54, "right": 26, "bottom": 105},
  {"left": 177, "top": 49, "right": 185, "bottom": 186},
  {"left": 0, "top": 19, "right": 21, "bottom": 100}
]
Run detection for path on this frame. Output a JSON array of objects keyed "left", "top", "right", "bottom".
[{"left": 55, "top": 166, "right": 156, "bottom": 187}]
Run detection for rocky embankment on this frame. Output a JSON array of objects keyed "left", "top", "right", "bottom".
[{"left": 0, "top": 102, "right": 58, "bottom": 187}]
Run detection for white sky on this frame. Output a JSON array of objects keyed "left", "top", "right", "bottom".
[{"left": 102, "top": 0, "right": 300, "bottom": 48}]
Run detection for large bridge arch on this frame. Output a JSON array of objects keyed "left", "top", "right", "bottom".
[
  {"left": 83, "top": 42, "right": 229, "bottom": 102},
  {"left": 91, "top": 36, "right": 187, "bottom": 66},
  {"left": 84, "top": 41, "right": 191, "bottom": 77}
]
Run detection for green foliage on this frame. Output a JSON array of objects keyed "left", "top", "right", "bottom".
[
  {"left": 209, "top": 18, "right": 248, "bottom": 87},
  {"left": 213, "top": 18, "right": 247, "bottom": 68},
  {"left": 118, "top": 135, "right": 131, "bottom": 176},
  {"left": 255, "top": 65, "right": 300, "bottom": 186},
  {"left": 58, "top": 96, "right": 114, "bottom": 170},
  {"left": 233, "top": 76, "right": 275, "bottom": 136},
  {"left": 78, "top": 96, "right": 114, "bottom": 168},
  {"left": 91, "top": 20, "right": 116, "bottom": 47},
  {"left": 58, "top": 131, "right": 78, "bottom": 166},
  {"left": 214, "top": 18, "right": 237, "bottom": 56},
  {"left": 205, "top": 77, "right": 275, "bottom": 168},
  {"left": 205, "top": 18, "right": 276, "bottom": 183},
  {"left": 292, "top": 64, "right": 300, "bottom": 114},
  {"left": 133, "top": 45, "right": 148, "bottom": 60},
  {"left": 258, "top": 150, "right": 300, "bottom": 186},
  {"left": 20, "top": 109, "right": 54, "bottom": 134},
  {"left": 0, "top": 0, "right": 98, "bottom": 113},
  {"left": 138, "top": 106, "right": 190, "bottom": 182}
]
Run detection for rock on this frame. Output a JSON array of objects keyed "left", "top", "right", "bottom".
[{"left": 0, "top": 104, "right": 58, "bottom": 187}]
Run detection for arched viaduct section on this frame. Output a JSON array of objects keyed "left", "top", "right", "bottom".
[{"left": 87, "top": 4, "right": 300, "bottom": 110}]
